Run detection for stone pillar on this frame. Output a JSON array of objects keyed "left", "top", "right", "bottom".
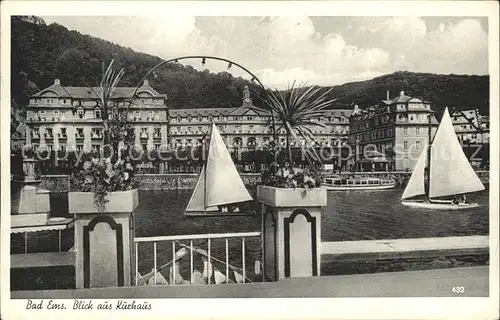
[
  {"left": 257, "top": 186, "right": 326, "bottom": 281},
  {"left": 11, "top": 159, "right": 50, "bottom": 218},
  {"left": 69, "top": 189, "right": 139, "bottom": 289}
]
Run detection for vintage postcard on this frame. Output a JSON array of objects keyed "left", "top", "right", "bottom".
[{"left": 1, "top": 1, "right": 499, "bottom": 319}]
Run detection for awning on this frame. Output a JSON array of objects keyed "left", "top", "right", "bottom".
[
  {"left": 360, "top": 150, "right": 392, "bottom": 163},
  {"left": 11, "top": 218, "right": 74, "bottom": 234}
]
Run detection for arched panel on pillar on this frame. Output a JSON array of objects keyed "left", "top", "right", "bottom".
[
  {"left": 83, "top": 215, "right": 124, "bottom": 288},
  {"left": 263, "top": 205, "right": 278, "bottom": 281},
  {"left": 283, "top": 208, "right": 318, "bottom": 278}
]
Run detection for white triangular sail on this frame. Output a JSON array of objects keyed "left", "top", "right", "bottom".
[
  {"left": 147, "top": 270, "right": 168, "bottom": 285},
  {"left": 429, "top": 108, "right": 485, "bottom": 198},
  {"left": 169, "top": 262, "right": 188, "bottom": 285},
  {"left": 214, "top": 269, "right": 227, "bottom": 284},
  {"left": 205, "top": 123, "right": 253, "bottom": 207},
  {"left": 233, "top": 271, "right": 244, "bottom": 283},
  {"left": 185, "top": 166, "right": 218, "bottom": 212},
  {"left": 401, "top": 144, "right": 428, "bottom": 200},
  {"left": 191, "top": 269, "right": 206, "bottom": 285}
]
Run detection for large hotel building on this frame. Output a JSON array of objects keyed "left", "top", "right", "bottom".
[
  {"left": 21, "top": 79, "right": 489, "bottom": 172},
  {"left": 348, "top": 91, "right": 439, "bottom": 171},
  {"left": 25, "top": 79, "right": 169, "bottom": 153},
  {"left": 24, "top": 80, "right": 351, "bottom": 154}
]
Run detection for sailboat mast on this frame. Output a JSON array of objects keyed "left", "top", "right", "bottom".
[
  {"left": 426, "top": 111, "right": 432, "bottom": 200},
  {"left": 203, "top": 132, "right": 208, "bottom": 208}
]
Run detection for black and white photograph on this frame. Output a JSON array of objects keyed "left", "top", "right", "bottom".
[{"left": 1, "top": 1, "right": 499, "bottom": 319}]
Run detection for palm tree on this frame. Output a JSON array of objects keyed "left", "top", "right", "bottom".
[{"left": 252, "top": 81, "right": 337, "bottom": 167}]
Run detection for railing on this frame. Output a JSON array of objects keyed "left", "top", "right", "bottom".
[{"left": 134, "top": 232, "right": 261, "bottom": 286}]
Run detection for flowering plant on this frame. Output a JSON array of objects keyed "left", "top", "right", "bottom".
[
  {"left": 70, "top": 152, "right": 138, "bottom": 211},
  {"left": 260, "top": 142, "right": 323, "bottom": 189},
  {"left": 261, "top": 161, "right": 323, "bottom": 189}
]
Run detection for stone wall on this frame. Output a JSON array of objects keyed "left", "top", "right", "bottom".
[
  {"left": 134, "top": 173, "right": 261, "bottom": 190},
  {"left": 38, "top": 171, "right": 488, "bottom": 192}
]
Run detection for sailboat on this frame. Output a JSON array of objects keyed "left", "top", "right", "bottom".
[
  {"left": 184, "top": 123, "right": 254, "bottom": 217},
  {"left": 401, "top": 107, "right": 485, "bottom": 210}
]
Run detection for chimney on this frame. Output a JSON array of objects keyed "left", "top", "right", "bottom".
[
  {"left": 400, "top": 90, "right": 405, "bottom": 96},
  {"left": 54, "top": 79, "right": 60, "bottom": 85},
  {"left": 143, "top": 79, "right": 149, "bottom": 86},
  {"left": 386, "top": 90, "right": 389, "bottom": 100}
]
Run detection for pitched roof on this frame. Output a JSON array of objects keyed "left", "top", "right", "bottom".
[
  {"left": 33, "top": 82, "right": 165, "bottom": 99},
  {"left": 382, "top": 91, "right": 419, "bottom": 105}
]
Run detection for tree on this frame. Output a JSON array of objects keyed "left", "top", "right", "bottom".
[{"left": 252, "top": 81, "right": 337, "bottom": 167}]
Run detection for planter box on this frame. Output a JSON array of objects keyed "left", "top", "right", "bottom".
[
  {"left": 69, "top": 189, "right": 139, "bottom": 214},
  {"left": 257, "top": 185, "right": 327, "bottom": 208}
]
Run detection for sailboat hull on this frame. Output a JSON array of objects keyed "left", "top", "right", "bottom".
[
  {"left": 401, "top": 200, "right": 480, "bottom": 210},
  {"left": 184, "top": 211, "right": 254, "bottom": 218}
]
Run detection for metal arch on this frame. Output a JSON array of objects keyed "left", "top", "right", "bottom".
[{"left": 127, "top": 55, "right": 277, "bottom": 141}]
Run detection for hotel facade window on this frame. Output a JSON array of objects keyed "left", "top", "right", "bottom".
[
  {"left": 76, "top": 128, "right": 84, "bottom": 138},
  {"left": 154, "top": 127, "right": 161, "bottom": 137}
]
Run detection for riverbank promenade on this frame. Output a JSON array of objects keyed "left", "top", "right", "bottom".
[{"left": 12, "top": 266, "right": 488, "bottom": 298}]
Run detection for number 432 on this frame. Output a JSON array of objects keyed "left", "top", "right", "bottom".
[{"left": 452, "top": 286, "right": 465, "bottom": 293}]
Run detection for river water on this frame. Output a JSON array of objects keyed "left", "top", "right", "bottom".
[
  {"left": 134, "top": 188, "right": 489, "bottom": 240},
  {"left": 11, "top": 187, "right": 489, "bottom": 282},
  {"left": 133, "top": 188, "right": 489, "bottom": 278}
]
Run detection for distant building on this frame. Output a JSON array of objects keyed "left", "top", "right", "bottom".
[
  {"left": 349, "top": 91, "right": 438, "bottom": 171},
  {"left": 480, "top": 115, "right": 490, "bottom": 143},
  {"left": 24, "top": 81, "right": 352, "bottom": 156},
  {"left": 168, "top": 86, "right": 352, "bottom": 152},
  {"left": 450, "top": 109, "right": 489, "bottom": 144},
  {"left": 24, "top": 79, "right": 169, "bottom": 153}
]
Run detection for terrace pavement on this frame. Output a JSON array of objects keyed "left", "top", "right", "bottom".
[{"left": 12, "top": 266, "right": 489, "bottom": 299}]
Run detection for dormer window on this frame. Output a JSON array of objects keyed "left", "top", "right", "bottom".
[{"left": 76, "top": 109, "right": 84, "bottom": 119}]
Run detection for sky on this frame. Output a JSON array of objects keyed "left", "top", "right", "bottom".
[{"left": 41, "top": 16, "right": 489, "bottom": 89}]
